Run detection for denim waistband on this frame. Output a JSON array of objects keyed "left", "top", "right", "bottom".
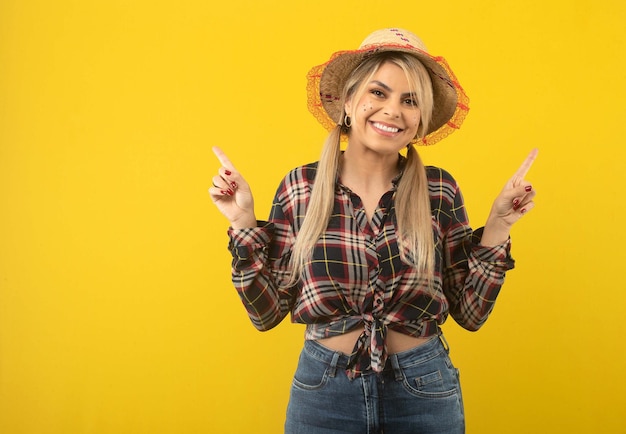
[
  {"left": 303, "top": 339, "right": 352, "bottom": 372},
  {"left": 303, "top": 333, "right": 448, "bottom": 377}
]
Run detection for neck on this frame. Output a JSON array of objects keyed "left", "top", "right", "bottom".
[{"left": 340, "top": 146, "right": 400, "bottom": 192}]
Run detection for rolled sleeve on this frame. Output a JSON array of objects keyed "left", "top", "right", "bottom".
[
  {"left": 469, "top": 227, "right": 516, "bottom": 271},
  {"left": 228, "top": 221, "right": 274, "bottom": 267}
]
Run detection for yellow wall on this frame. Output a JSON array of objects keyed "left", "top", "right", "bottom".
[{"left": 1, "top": 0, "right": 625, "bottom": 432}]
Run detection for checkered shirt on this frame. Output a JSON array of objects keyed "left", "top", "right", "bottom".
[{"left": 228, "top": 160, "right": 515, "bottom": 378}]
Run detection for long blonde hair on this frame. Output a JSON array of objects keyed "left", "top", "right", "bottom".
[{"left": 288, "top": 53, "right": 436, "bottom": 287}]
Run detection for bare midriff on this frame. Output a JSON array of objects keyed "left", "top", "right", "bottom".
[{"left": 316, "top": 327, "right": 431, "bottom": 355}]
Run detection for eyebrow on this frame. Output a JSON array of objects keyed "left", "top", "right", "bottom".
[{"left": 370, "top": 80, "right": 416, "bottom": 99}]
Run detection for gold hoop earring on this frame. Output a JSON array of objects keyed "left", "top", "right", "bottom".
[{"left": 344, "top": 114, "right": 352, "bottom": 128}]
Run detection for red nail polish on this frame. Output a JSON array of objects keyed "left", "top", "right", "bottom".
[
  {"left": 513, "top": 199, "right": 520, "bottom": 209},
  {"left": 220, "top": 190, "right": 227, "bottom": 195},
  {"left": 520, "top": 208, "right": 527, "bottom": 214},
  {"left": 227, "top": 189, "right": 234, "bottom": 195},
  {"left": 231, "top": 182, "right": 237, "bottom": 189},
  {"left": 525, "top": 185, "right": 532, "bottom": 192},
  {"left": 225, "top": 170, "right": 232, "bottom": 176}
]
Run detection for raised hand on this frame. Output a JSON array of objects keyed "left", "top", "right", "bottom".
[
  {"left": 208, "top": 146, "right": 257, "bottom": 229},
  {"left": 481, "top": 149, "right": 538, "bottom": 246}
]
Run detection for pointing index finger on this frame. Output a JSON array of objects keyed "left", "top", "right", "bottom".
[
  {"left": 212, "top": 146, "right": 236, "bottom": 171},
  {"left": 513, "top": 148, "right": 539, "bottom": 180}
]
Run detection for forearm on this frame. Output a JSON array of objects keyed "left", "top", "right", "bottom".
[
  {"left": 444, "top": 226, "right": 515, "bottom": 331},
  {"left": 228, "top": 223, "right": 295, "bottom": 331},
  {"left": 233, "top": 268, "right": 292, "bottom": 331}
]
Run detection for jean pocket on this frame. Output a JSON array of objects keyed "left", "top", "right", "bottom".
[
  {"left": 291, "top": 348, "right": 331, "bottom": 391},
  {"left": 400, "top": 354, "right": 460, "bottom": 399}
]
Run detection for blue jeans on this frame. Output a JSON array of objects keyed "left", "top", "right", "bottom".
[{"left": 284, "top": 335, "right": 464, "bottom": 434}]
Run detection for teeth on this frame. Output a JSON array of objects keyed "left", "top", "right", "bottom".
[{"left": 373, "top": 122, "right": 399, "bottom": 133}]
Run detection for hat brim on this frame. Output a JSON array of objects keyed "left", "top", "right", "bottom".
[{"left": 307, "top": 44, "right": 469, "bottom": 146}]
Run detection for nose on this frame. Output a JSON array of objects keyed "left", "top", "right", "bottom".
[{"left": 383, "top": 100, "right": 401, "bottom": 118}]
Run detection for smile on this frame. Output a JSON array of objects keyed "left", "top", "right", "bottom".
[{"left": 371, "top": 122, "right": 402, "bottom": 133}]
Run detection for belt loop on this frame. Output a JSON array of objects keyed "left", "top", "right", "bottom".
[
  {"left": 389, "top": 354, "right": 403, "bottom": 382},
  {"left": 438, "top": 332, "right": 450, "bottom": 353},
  {"left": 328, "top": 351, "right": 340, "bottom": 378}
]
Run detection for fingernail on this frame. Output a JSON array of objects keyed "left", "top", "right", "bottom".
[
  {"left": 230, "top": 181, "right": 237, "bottom": 189},
  {"left": 225, "top": 170, "right": 232, "bottom": 176},
  {"left": 220, "top": 190, "right": 228, "bottom": 195},
  {"left": 227, "top": 189, "right": 234, "bottom": 195},
  {"left": 525, "top": 185, "right": 532, "bottom": 192},
  {"left": 513, "top": 199, "right": 520, "bottom": 209},
  {"left": 520, "top": 208, "right": 527, "bottom": 214}
]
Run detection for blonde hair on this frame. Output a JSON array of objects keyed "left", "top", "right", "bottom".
[{"left": 288, "top": 53, "right": 436, "bottom": 287}]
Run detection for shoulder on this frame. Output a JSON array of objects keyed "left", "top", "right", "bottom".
[
  {"left": 425, "top": 165, "right": 459, "bottom": 189},
  {"left": 281, "top": 162, "right": 318, "bottom": 188},
  {"left": 285, "top": 162, "right": 318, "bottom": 181},
  {"left": 275, "top": 162, "right": 319, "bottom": 201},
  {"left": 425, "top": 165, "right": 455, "bottom": 181},
  {"left": 425, "top": 165, "right": 461, "bottom": 203}
]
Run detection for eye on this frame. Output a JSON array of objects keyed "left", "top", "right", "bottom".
[
  {"left": 404, "top": 97, "right": 418, "bottom": 107},
  {"left": 370, "top": 89, "right": 385, "bottom": 98}
]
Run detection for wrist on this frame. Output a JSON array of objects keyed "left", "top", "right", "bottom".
[
  {"left": 230, "top": 214, "right": 258, "bottom": 230},
  {"left": 481, "top": 215, "right": 512, "bottom": 247}
]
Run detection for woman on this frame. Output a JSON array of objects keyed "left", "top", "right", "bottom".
[{"left": 209, "top": 28, "right": 536, "bottom": 434}]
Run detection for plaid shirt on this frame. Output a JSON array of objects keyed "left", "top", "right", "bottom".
[{"left": 228, "top": 159, "right": 515, "bottom": 378}]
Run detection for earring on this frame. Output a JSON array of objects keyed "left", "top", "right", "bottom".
[{"left": 344, "top": 114, "right": 352, "bottom": 128}]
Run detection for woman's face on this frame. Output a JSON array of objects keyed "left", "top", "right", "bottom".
[{"left": 345, "top": 61, "right": 421, "bottom": 156}]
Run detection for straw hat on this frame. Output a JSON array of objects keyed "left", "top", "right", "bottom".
[{"left": 306, "top": 28, "right": 469, "bottom": 145}]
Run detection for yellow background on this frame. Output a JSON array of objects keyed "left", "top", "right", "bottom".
[{"left": 1, "top": 0, "right": 625, "bottom": 432}]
